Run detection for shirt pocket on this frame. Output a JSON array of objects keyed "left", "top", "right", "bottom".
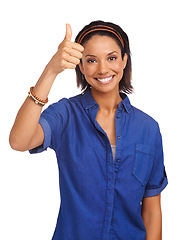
[{"left": 132, "top": 144, "right": 155, "bottom": 186}]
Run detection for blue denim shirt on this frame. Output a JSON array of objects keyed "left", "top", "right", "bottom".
[{"left": 30, "top": 89, "right": 168, "bottom": 240}]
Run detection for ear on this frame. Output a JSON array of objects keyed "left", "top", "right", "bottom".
[
  {"left": 122, "top": 53, "right": 128, "bottom": 69},
  {"left": 78, "top": 62, "right": 85, "bottom": 75}
]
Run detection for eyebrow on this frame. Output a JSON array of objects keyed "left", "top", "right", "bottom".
[{"left": 85, "top": 51, "right": 118, "bottom": 58}]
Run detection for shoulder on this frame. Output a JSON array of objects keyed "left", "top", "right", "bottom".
[
  {"left": 123, "top": 95, "right": 158, "bottom": 128},
  {"left": 58, "top": 93, "right": 82, "bottom": 106},
  {"left": 40, "top": 93, "right": 83, "bottom": 130},
  {"left": 132, "top": 105, "right": 157, "bottom": 122},
  {"left": 130, "top": 105, "right": 159, "bottom": 130},
  {"left": 40, "top": 94, "right": 83, "bottom": 121},
  {"left": 46, "top": 93, "right": 83, "bottom": 111}
]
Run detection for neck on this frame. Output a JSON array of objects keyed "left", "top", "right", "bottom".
[{"left": 90, "top": 88, "right": 122, "bottom": 113}]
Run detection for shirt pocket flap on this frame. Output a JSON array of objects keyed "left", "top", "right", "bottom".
[{"left": 132, "top": 144, "right": 155, "bottom": 186}]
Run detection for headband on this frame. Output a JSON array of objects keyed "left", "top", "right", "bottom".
[{"left": 77, "top": 25, "right": 124, "bottom": 49}]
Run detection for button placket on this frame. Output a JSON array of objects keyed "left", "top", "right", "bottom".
[
  {"left": 101, "top": 140, "right": 115, "bottom": 240},
  {"left": 114, "top": 109, "right": 123, "bottom": 178},
  {"left": 102, "top": 107, "right": 123, "bottom": 239}
]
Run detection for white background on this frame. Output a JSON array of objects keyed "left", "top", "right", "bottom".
[{"left": 0, "top": 0, "right": 187, "bottom": 239}]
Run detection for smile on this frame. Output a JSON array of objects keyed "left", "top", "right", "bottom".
[{"left": 95, "top": 76, "right": 114, "bottom": 83}]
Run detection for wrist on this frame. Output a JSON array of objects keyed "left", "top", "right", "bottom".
[
  {"left": 44, "top": 63, "right": 59, "bottom": 79},
  {"left": 46, "top": 55, "right": 65, "bottom": 76},
  {"left": 33, "top": 65, "right": 57, "bottom": 101}
]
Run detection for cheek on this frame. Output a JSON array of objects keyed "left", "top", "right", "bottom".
[
  {"left": 82, "top": 63, "right": 96, "bottom": 76},
  {"left": 113, "top": 61, "right": 125, "bottom": 74}
]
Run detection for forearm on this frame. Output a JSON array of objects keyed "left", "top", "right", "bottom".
[
  {"left": 143, "top": 211, "right": 162, "bottom": 240},
  {"left": 141, "top": 195, "right": 162, "bottom": 240}
]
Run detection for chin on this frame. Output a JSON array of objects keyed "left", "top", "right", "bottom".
[{"left": 91, "top": 84, "right": 120, "bottom": 94}]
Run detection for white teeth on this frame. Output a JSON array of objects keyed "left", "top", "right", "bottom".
[{"left": 97, "top": 76, "right": 113, "bottom": 83}]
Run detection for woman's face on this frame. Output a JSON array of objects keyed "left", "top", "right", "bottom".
[{"left": 79, "top": 35, "right": 127, "bottom": 94}]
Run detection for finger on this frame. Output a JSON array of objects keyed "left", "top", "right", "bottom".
[
  {"left": 64, "top": 47, "right": 83, "bottom": 59},
  {"left": 58, "top": 25, "right": 84, "bottom": 52},
  {"left": 61, "top": 59, "right": 77, "bottom": 69},
  {"left": 64, "top": 23, "right": 72, "bottom": 41},
  {"left": 62, "top": 52, "right": 81, "bottom": 66},
  {"left": 70, "top": 42, "right": 84, "bottom": 52},
  {"left": 66, "top": 62, "right": 77, "bottom": 69},
  {"left": 63, "top": 40, "right": 84, "bottom": 52}
]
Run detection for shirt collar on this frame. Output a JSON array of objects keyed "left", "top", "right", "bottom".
[
  {"left": 81, "top": 89, "right": 132, "bottom": 113},
  {"left": 119, "top": 92, "right": 132, "bottom": 113},
  {"left": 81, "top": 89, "right": 99, "bottom": 110}
]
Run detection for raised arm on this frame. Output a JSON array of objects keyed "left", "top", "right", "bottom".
[{"left": 9, "top": 24, "right": 84, "bottom": 151}]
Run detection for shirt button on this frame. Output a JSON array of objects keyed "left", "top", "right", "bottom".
[
  {"left": 117, "top": 136, "right": 121, "bottom": 139},
  {"left": 117, "top": 159, "right": 120, "bottom": 163},
  {"left": 106, "top": 208, "right": 110, "bottom": 213}
]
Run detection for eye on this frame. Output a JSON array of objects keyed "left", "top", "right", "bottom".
[
  {"left": 108, "top": 56, "right": 117, "bottom": 61},
  {"left": 87, "top": 59, "right": 96, "bottom": 63}
]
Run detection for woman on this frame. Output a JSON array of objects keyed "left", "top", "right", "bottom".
[{"left": 9, "top": 20, "right": 168, "bottom": 240}]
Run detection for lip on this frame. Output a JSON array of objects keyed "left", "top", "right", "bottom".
[{"left": 95, "top": 75, "right": 115, "bottom": 84}]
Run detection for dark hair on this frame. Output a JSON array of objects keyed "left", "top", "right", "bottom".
[{"left": 75, "top": 20, "right": 133, "bottom": 94}]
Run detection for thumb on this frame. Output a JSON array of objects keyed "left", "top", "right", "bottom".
[{"left": 64, "top": 23, "right": 72, "bottom": 41}]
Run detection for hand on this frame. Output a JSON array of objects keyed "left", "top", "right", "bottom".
[{"left": 47, "top": 24, "right": 84, "bottom": 75}]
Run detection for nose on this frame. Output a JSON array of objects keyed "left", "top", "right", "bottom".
[{"left": 97, "top": 60, "right": 109, "bottom": 75}]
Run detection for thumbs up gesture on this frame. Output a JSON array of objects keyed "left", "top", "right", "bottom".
[
  {"left": 48, "top": 24, "right": 84, "bottom": 75},
  {"left": 63, "top": 23, "right": 73, "bottom": 42}
]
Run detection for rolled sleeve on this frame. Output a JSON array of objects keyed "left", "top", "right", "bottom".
[
  {"left": 144, "top": 173, "right": 168, "bottom": 197},
  {"left": 29, "top": 117, "right": 52, "bottom": 154},
  {"left": 144, "top": 125, "right": 168, "bottom": 197}
]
